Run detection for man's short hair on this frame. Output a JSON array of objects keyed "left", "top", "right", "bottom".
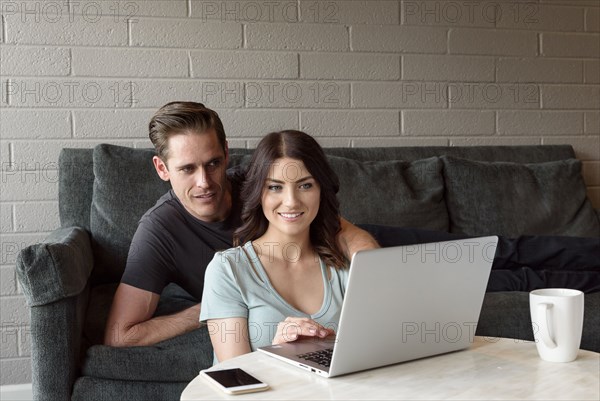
[{"left": 148, "top": 101, "right": 226, "bottom": 161}]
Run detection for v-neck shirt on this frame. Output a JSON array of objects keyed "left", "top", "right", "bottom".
[{"left": 200, "top": 241, "right": 350, "bottom": 352}]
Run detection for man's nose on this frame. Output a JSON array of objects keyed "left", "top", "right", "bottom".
[{"left": 195, "top": 169, "right": 210, "bottom": 188}]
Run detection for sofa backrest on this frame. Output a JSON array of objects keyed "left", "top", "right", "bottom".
[
  {"left": 59, "top": 144, "right": 576, "bottom": 230},
  {"left": 60, "top": 144, "right": 590, "bottom": 284}
]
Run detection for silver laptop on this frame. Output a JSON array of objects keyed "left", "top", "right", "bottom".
[{"left": 258, "top": 236, "right": 498, "bottom": 378}]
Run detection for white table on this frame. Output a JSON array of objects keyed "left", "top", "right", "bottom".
[{"left": 181, "top": 337, "right": 600, "bottom": 400}]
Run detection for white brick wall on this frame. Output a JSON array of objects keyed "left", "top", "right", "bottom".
[
  {"left": 449, "top": 29, "right": 538, "bottom": 56},
  {"left": 191, "top": 51, "right": 298, "bottom": 78},
  {"left": 0, "top": 0, "right": 598, "bottom": 384}
]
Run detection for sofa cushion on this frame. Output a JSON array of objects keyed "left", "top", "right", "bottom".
[
  {"left": 72, "top": 377, "right": 187, "bottom": 401},
  {"left": 328, "top": 156, "right": 448, "bottom": 231},
  {"left": 442, "top": 156, "right": 600, "bottom": 238},
  {"left": 82, "top": 283, "right": 211, "bottom": 382},
  {"left": 81, "top": 325, "right": 213, "bottom": 382},
  {"left": 90, "top": 145, "right": 171, "bottom": 283}
]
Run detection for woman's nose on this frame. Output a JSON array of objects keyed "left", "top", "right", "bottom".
[{"left": 282, "top": 188, "right": 298, "bottom": 206}]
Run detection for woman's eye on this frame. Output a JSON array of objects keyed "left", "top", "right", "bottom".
[
  {"left": 300, "top": 183, "right": 313, "bottom": 190},
  {"left": 268, "top": 185, "right": 282, "bottom": 191}
]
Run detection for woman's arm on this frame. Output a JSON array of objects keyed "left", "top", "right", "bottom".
[
  {"left": 206, "top": 317, "right": 252, "bottom": 362},
  {"left": 337, "top": 218, "right": 380, "bottom": 259}
]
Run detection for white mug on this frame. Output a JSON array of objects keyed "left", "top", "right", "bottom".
[{"left": 529, "top": 288, "right": 584, "bottom": 362}]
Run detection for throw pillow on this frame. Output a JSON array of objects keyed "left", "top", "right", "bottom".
[
  {"left": 441, "top": 156, "right": 600, "bottom": 238},
  {"left": 327, "top": 156, "right": 448, "bottom": 231},
  {"left": 90, "top": 144, "right": 171, "bottom": 283}
]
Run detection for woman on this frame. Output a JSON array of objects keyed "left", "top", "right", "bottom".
[{"left": 200, "top": 130, "right": 350, "bottom": 362}]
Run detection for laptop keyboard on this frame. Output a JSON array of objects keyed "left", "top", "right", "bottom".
[{"left": 297, "top": 348, "right": 334, "bottom": 367}]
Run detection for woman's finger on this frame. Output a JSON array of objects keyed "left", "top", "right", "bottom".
[{"left": 272, "top": 318, "right": 336, "bottom": 344}]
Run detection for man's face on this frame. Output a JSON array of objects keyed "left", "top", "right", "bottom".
[{"left": 153, "top": 130, "right": 231, "bottom": 222}]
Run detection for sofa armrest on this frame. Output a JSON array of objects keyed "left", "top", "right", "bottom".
[
  {"left": 16, "top": 227, "right": 94, "bottom": 401},
  {"left": 16, "top": 227, "right": 93, "bottom": 306}
]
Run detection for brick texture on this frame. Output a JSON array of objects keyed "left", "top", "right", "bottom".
[
  {"left": 216, "top": 109, "right": 298, "bottom": 137},
  {"left": 72, "top": 49, "right": 189, "bottom": 77},
  {"left": 542, "top": 33, "right": 600, "bottom": 57},
  {"left": 301, "top": 53, "right": 400, "bottom": 80},
  {"left": 585, "top": 112, "right": 600, "bottom": 134},
  {"left": 352, "top": 25, "right": 446, "bottom": 53},
  {"left": 497, "top": 4, "right": 584, "bottom": 32},
  {"left": 131, "top": 19, "right": 242, "bottom": 49},
  {"left": 497, "top": 58, "right": 583, "bottom": 83},
  {"left": 300, "top": 110, "right": 400, "bottom": 137},
  {"left": 4, "top": 15, "right": 128, "bottom": 46},
  {"left": 403, "top": 55, "right": 494, "bottom": 81},
  {"left": 352, "top": 82, "right": 447, "bottom": 109},
  {"left": 584, "top": 60, "right": 600, "bottom": 83},
  {"left": 0, "top": 204, "right": 12, "bottom": 233},
  {"left": 191, "top": 51, "right": 298, "bottom": 79},
  {"left": 300, "top": 1, "right": 400, "bottom": 25},
  {"left": 14, "top": 202, "right": 59, "bottom": 232},
  {"left": 246, "top": 23, "right": 348, "bottom": 51},
  {"left": 0, "top": 46, "right": 70, "bottom": 76},
  {"left": 190, "top": 0, "right": 297, "bottom": 22},
  {"left": 403, "top": 110, "right": 495, "bottom": 136},
  {"left": 0, "top": 110, "right": 71, "bottom": 139},
  {"left": 542, "top": 86, "right": 600, "bottom": 110},
  {"left": 449, "top": 29, "right": 538, "bottom": 56},
  {"left": 73, "top": 110, "right": 154, "bottom": 139},
  {"left": 497, "top": 111, "right": 584, "bottom": 135}
]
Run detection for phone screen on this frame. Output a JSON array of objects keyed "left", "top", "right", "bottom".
[{"left": 203, "top": 369, "right": 263, "bottom": 388}]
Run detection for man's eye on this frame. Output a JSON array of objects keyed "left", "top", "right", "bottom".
[
  {"left": 181, "top": 167, "right": 193, "bottom": 173},
  {"left": 206, "top": 160, "right": 221, "bottom": 173}
]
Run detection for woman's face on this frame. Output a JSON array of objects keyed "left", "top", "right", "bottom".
[{"left": 261, "top": 157, "right": 321, "bottom": 239}]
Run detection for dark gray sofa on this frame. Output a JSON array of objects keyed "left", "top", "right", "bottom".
[{"left": 16, "top": 144, "right": 600, "bottom": 401}]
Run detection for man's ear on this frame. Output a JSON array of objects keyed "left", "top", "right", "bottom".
[
  {"left": 224, "top": 140, "right": 229, "bottom": 165},
  {"left": 153, "top": 156, "right": 170, "bottom": 182}
]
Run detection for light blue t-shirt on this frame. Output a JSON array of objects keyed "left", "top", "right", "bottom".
[{"left": 200, "top": 241, "right": 349, "bottom": 354}]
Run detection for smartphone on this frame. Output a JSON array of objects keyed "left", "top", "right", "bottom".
[{"left": 200, "top": 368, "right": 269, "bottom": 395}]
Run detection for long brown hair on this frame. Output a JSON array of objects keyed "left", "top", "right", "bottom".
[{"left": 234, "top": 130, "right": 347, "bottom": 269}]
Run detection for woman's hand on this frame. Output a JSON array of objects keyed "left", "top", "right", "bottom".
[{"left": 272, "top": 317, "right": 336, "bottom": 345}]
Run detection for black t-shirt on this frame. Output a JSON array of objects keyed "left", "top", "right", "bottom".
[{"left": 121, "top": 168, "right": 244, "bottom": 301}]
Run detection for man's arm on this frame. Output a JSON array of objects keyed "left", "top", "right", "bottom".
[
  {"left": 338, "top": 217, "right": 380, "bottom": 260},
  {"left": 104, "top": 283, "right": 200, "bottom": 347}
]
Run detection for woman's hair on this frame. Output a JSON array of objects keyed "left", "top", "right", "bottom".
[
  {"left": 234, "top": 130, "right": 347, "bottom": 269},
  {"left": 148, "top": 101, "right": 226, "bottom": 162}
]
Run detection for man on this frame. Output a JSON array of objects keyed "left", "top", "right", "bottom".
[{"left": 104, "top": 102, "right": 378, "bottom": 347}]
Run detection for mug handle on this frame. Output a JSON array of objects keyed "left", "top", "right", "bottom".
[{"left": 537, "top": 303, "right": 557, "bottom": 349}]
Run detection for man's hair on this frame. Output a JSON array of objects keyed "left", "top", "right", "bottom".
[
  {"left": 148, "top": 101, "right": 226, "bottom": 161},
  {"left": 234, "top": 130, "right": 347, "bottom": 269}
]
